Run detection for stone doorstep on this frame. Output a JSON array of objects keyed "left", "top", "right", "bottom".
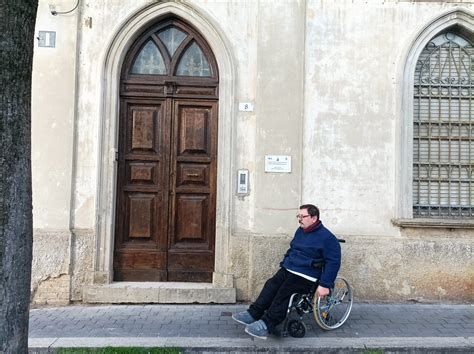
[{"left": 82, "top": 282, "right": 236, "bottom": 304}]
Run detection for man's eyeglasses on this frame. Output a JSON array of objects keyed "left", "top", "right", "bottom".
[{"left": 296, "top": 214, "right": 311, "bottom": 219}]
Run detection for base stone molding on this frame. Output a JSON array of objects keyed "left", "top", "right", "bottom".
[{"left": 83, "top": 282, "right": 236, "bottom": 304}]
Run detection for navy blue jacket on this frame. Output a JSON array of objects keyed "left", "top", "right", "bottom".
[{"left": 280, "top": 222, "right": 341, "bottom": 288}]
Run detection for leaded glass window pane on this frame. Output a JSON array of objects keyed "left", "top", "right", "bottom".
[
  {"left": 158, "top": 27, "right": 187, "bottom": 56},
  {"left": 413, "top": 32, "right": 474, "bottom": 218},
  {"left": 176, "top": 42, "right": 211, "bottom": 77},
  {"left": 131, "top": 41, "right": 166, "bottom": 75}
]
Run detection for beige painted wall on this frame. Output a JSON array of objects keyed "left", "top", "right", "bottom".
[
  {"left": 31, "top": 0, "right": 473, "bottom": 304},
  {"left": 303, "top": 0, "right": 474, "bottom": 236},
  {"left": 31, "top": 0, "right": 81, "bottom": 304},
  {"left": 32, "top": 0, "right": 78, "bottom": 229}
]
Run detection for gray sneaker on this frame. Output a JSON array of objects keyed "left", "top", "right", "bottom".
[
  {"left": 245, "top": 319, "right": 268, "bottom": 339},
  {"left": 232, "top": 310, "right": 255, "bottom": 325}
]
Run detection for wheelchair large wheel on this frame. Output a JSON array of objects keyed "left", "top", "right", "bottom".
[{"left": 313, "top": 276, "right": 353, "bottom": 330}]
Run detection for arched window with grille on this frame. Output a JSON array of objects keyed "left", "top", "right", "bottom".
[{"left": 413, "top": 30, "right": 473, "bottom": 219}]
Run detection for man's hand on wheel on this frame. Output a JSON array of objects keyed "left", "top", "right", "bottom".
[{"left": 316, "top": 285, "right": 329, "bottom": 298}]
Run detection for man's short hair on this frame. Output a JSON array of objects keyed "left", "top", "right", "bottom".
[{"left": 299, "top": 204, "right": 320, "bottom": 219}]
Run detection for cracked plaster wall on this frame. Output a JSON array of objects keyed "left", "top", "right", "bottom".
[
  {"left": 70, "top": 230, "right": 94, "bottom": 301},
  {"left": 230, "top": 232, "right": 473, "bottom": 303},
  {"left": 31, "top": 231, "right": 71, "bottom": 305},
  {"left": 31, "top": 230, "right": 94, "bottom": 304}
]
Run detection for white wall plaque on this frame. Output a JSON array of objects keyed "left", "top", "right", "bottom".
[
  {"left": 238, "top": 102, "right": 254, "bottom": 112},
  {"left": 265, "top": 155, "right": 291, "bottom": 173},
  {"left": 38, "top": 31, "right": 56, "bottom": 48}
]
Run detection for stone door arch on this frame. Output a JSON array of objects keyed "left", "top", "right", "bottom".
[{"left": 95, "top": 3, "right": 235, "bottom": 289}]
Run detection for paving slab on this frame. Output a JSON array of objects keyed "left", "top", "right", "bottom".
[{"left": 28, "top": 303, "right": 474, "bottom": 353}]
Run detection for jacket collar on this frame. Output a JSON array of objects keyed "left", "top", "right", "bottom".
[{"left": 302, "top": 220, "right": 321, "bottom": 233}]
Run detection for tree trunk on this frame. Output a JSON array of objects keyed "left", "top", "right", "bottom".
[{"left": 0, "top": 1, "right": 38, "bottom": 352}]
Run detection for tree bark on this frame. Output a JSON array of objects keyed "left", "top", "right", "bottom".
[{"left": 0, "top": 1, "right": 38, "bottom": 352}]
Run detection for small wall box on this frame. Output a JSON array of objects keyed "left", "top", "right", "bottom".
[{"left": 237, "top": 169, "right": 249, "bottom": 195}]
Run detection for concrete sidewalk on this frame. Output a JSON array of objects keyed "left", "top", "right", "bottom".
[{"left": 29, "top": 303, "right": 473, "bottom": 353}]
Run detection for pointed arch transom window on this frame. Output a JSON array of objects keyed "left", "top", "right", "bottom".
[
  {"left": 176, "top": 42, "right": 211, "bottom": 77},
  {"left": 131, "top": 41, "right": 166, "bottom": 75},
  {"left": 127, "top": 21, "right": 215, "bottom": 78},
  {"left": 158, "top": 27, "right": 186, "bottom": 56},
  {"left": 413, "top": 31, "right": 474, "bottom": 218}
]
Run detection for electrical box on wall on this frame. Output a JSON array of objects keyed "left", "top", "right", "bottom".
[
  {"left": 37, "top": 31, "right": 56, "bottom": 47},
  {"left": 237, "top": 169, "right": 249, "bottom": 195}
]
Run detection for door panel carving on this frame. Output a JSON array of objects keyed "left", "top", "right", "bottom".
[
  {"left": 178, "top": 107, "right": 209, "bottom": 155},
  {"left": 128, "top": 195, "right": 154, "bottom": 239},
  {"left": 130, "top": 108, "right": 158, "bottom": 152},
  {"left": 175, "top": 194, "right": 209, "bottom": 242},
  {"left": 176, "top": 163, "right": 208, "bottom": 187},
  {"left": 129, "top": 162, "right": 157, "bottom": 184}
]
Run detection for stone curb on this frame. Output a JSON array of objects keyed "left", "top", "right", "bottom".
[{"left": 29, "top": 336, "right": 474, "bottom": 351}]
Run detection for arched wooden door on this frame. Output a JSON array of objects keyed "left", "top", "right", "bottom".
[{"left": 113, "top": 17, "right": 219, "bottom": 282}]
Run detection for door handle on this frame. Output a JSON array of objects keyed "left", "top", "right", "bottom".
[{"left": 187, "top": 173, "right": 200, "bottom": 177}]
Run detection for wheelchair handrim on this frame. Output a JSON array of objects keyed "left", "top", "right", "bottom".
[{"left": 313, "top": 276, "right": 353, "bottom": 330}]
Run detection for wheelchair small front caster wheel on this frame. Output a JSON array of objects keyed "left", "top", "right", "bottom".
[{"left": 287, "top": 319, "right": 306, "bottom": 338}]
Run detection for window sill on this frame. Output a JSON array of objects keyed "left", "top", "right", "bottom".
[{"left": 391, "top": 218, "right": 474, "bottom": 229}]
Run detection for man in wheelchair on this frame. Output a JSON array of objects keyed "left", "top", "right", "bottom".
[{"left": 232, "top": 204, "right": 341, "bottom": 339}]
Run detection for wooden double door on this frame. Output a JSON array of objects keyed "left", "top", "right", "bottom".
[
  {"left": 113, "top": 18, "right": 218, "bottom": 282},
  {"left": 114, "top": 98, "right": 218, "bottom": 282}
]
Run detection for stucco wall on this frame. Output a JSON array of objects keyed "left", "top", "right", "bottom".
[
  {"left": 31, "top": 0, "right": 80, "bottom": 305},
  {"left": 230, "top": 230, "right": 473, "bottom": 303},
  {"left": 303, "top": 1, "right": 474, "bottom": 234},
  {"left": 31, "top": 0, "right": 473, "bottom": 304},
  {"left": 298, "top": 1, "right": 474, "bottom": 302},
  {"left": 32, "top": 0, "right": 78, "bottom": 229}
]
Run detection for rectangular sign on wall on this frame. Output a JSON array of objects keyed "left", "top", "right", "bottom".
[
  {"left": 38, "top": 31, "right": 56, "bottom": 47},
  {"left": 238, "top": 102, "right": 254, "bottom": 112},
  {"left": 264, "top": 155, "right": 291, "bottom": 173}
]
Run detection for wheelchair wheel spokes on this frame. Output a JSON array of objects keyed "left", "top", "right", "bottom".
[{"left": 313, "top": 276, "right": 353, "bottom": 330}]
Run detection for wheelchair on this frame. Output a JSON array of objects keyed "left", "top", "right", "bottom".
[{"left": 280, "top": 239, "right": 353, "bottom": 338}]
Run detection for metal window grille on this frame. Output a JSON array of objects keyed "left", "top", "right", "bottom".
[{"left": 413, "top": 32, "right": 474, "bottom": 218}]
